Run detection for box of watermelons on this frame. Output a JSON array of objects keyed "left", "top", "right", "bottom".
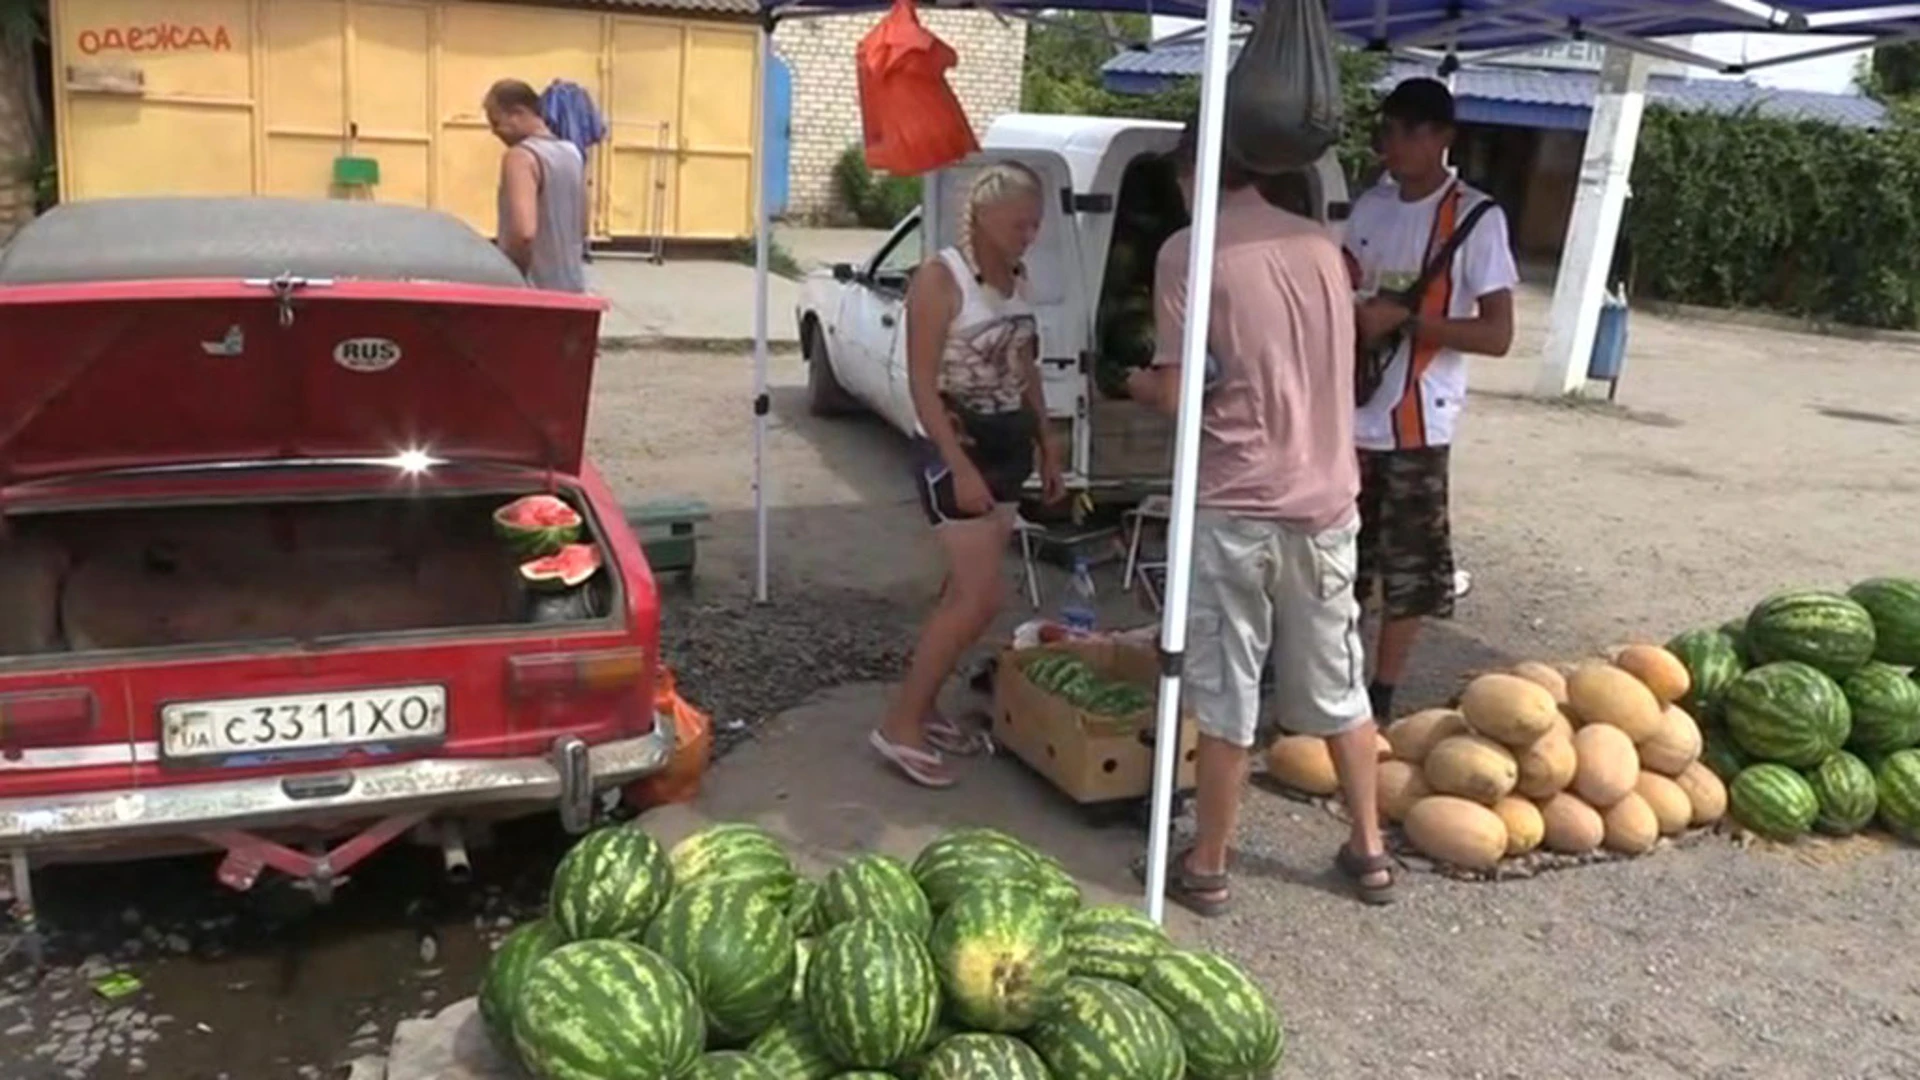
[{"left": 993, "top": 638, "right": 1198, "bottom": 803}]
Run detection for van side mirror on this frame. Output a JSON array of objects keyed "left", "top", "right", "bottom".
[{"left": 831, "top": 263, "right": 857, "bottom": 284}]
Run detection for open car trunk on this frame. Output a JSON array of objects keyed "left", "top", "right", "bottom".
[
  {"left": 1088, "top": 152, "right": 1190, "bottom": 485},
  {"left": 0, "top": 493, "right": 615, "bottom": 659}
]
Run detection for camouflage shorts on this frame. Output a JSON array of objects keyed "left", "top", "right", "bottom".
[{"left": 1355, "top": 447, "right": 1454, "bottom": 621}]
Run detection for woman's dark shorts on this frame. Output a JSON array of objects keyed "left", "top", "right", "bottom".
[{"left": 913, "top": 406, "right": 1036, "bottom": 527}]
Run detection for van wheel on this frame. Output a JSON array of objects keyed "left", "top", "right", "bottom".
[{"left": 806, "top": 323, "right": 859, "bottom": 417}]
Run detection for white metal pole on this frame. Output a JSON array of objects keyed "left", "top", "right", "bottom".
[
  {"left": 1534, "top": 45, "right": 1651, "bottom": 397},
  {"left": 1141, "top": 0, "right": 1234, "bottom": 926},
  {"left": 751, "top": 23, "right": 774, "bottom": 603}
]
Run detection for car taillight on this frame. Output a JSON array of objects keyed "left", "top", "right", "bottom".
[
  {"left": 0, "top": 689, "right": 98, "bottom": 750},
  {"left": 508, "top": 648, "right": 649, "bottom": 699}
]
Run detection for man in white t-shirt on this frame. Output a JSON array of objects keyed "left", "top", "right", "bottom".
[{"left": 1343, "top": 78, "right": 1519, "bottom": 721}]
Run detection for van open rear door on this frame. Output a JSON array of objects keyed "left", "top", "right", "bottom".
[{"left": 920, "top": 151, "right": 1093, "bottom": 488}]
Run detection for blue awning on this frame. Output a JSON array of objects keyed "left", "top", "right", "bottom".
[{"left": 1104, "top": 49, "right": 1891, "bottom": 130}]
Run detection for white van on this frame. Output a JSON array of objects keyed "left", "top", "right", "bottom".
[{"left": 793, "top": 114, "right": 1351, "bottom": 505}]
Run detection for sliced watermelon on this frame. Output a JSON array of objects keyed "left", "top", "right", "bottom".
[
  {"left": 520, "top": 543, "right": 603, "bottom": 593},
  {"left": 494, "top": 494, "right": 583, "bottom": 557}
]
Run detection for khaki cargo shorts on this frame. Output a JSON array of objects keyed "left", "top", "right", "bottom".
[{"left": 1185, "top": 510, "right": 1370, "bottom": 748}]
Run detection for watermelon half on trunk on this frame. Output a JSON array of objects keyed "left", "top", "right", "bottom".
[{"left": 494, "top": 493, "right": 584, "bottom": 557}]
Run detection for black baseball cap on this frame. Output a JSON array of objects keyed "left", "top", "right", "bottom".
[{"left": 1380, "top": 77, "right": 1456, "bottom": 129}]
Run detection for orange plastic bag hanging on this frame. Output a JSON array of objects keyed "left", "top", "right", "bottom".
[
  {"left": 626, "top": 665, "right": 713, "bottom": 807},
  {"left": 856, "top": 0, "right": 979, "bottom": 177}
]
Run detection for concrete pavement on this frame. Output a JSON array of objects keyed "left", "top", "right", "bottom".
[{"left": 589, "top": 227, "right": 889, "bottom": 348}]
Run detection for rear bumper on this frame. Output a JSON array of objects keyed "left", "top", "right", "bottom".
[{"left": 0, "top": 718, "right": 675, "bottom": 852}]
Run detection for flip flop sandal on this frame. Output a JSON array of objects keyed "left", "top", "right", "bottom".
[
  {"left": 1129, "top": 845, "right": 1232, "bottom": 918},
  {"left": 869, "top": 730, "right": 956, "bottom": 789},
  {"left": 924, "top": 711, "right": 992, "bottom": 757},
  {"left": 1336, "top": 843, "right": 1399, "bottom": 906}
]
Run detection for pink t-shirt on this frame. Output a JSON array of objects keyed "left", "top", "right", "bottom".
[{"left": 1151, "top": 186, "right": 1359, "bottom": 532}]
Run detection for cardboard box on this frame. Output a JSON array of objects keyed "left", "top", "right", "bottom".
[{"left": 994, "top": 638, "right": 1197, "bottom": 804}]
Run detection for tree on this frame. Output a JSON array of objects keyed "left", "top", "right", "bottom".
[
  {"left": 1865, "top": 41, "right": 1920, "bottom": 101},
  {"left": 1019, "top": 14, "right": 1387, "bottom": 182}
]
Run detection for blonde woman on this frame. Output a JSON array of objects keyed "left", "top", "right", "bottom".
[{"left": 870, "top": 160, "right": 1064, "bottom": 788}]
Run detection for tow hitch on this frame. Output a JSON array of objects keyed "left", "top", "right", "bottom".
[{"left": 202, "top": 812, "right": 426, "bottom": 903}]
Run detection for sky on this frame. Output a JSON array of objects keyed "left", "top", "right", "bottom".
[{"left": 1146, "top": 18, "right": 1877, "bottom": 95}]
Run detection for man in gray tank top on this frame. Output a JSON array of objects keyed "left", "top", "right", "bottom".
[{"left": 484, "top": 79, "right": 588, "bottom": 293}]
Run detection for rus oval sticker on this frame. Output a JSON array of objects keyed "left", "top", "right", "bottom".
[{"left": 333, "top": 337, "right": 402, "bottom": 372}]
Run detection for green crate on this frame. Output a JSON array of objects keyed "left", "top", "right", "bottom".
[{"left": 626, "top": 498, "right": 711, "bottom": 578}]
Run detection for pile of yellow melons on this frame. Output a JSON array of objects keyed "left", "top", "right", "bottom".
[{"left": 1266, "top": 645, "right": 1729, "bottom": 872}]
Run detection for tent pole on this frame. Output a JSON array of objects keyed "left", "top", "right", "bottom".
[
  {"left": 752, "top": 20, "right": 774, "bottom": 604},
  {"left": 1141, "top": 0, "right": 1234, "bottom": 926},
  {"left": 1534, "top": 44, "right": 1651, "bottom": 398}
]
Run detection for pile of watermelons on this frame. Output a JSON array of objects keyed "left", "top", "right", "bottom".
[
  {"left": 1093, "top": 158, "right": 1190, "bottom": 401},
  {"left": 1666, "top": 577, "right": 1920, "bottom": 845},
  {"left": 479, "top": 822, "right": 1284, "bottom": 1080},
  {"left": 1018, "top": 653, "right": 1154, "bottom": 719}
]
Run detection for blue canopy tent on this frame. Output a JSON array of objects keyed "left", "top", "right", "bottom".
[{"left": 741, "top": 0, "right": 1920, "bottom": 923}]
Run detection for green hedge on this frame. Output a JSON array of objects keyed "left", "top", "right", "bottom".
[
  {"left": 1626, "top": 107, "right": 1920, "bottom": 330},
  {"left": 832, "top": 146, "right": 924, "bottom": 229}
]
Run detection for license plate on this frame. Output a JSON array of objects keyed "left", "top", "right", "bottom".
[{"left": 160, "top": 685, "right": 446, "bottom": 763}]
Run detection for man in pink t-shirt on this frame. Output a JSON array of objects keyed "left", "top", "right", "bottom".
[{"left": 1126, "top": 120, "right": 1394, "bottom": 910}]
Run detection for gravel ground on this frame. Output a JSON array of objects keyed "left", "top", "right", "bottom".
[{"left": 2, "top": 290, "right": 1917, "bottom": 1078}]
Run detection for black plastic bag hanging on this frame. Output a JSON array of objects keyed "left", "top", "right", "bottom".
[{"left": 1223, "top": 0, "right": 1344, "bottom": 173}]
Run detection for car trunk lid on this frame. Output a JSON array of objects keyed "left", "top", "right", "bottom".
[{"left": 0, "top": 279, "right": 603, "bottom": 486}]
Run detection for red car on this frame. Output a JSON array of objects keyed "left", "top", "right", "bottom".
[{"left": 0, "top": 198, "right": 669, "bottom": 938}]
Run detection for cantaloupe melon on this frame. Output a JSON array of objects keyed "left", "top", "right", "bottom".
[
  {"left": 1374, "top": 730, "right": 1394, "bottom": 761},
  {"left": 1602, "top": 791, "right": 1660, "bottom": 854},
  {"left": 1571, "top": 724, "right": 1641, "bottom": 808},
  {"left": 1567, "top": 662, "right": 1666, "bottom": 742},
  {"left": 1385, "top": 709, "right": 1468, "bottom": 764},
  {"left": 1403, "top": 796, "right": 1507, "bottom": 870},
  {"left": 1423, "top": 734, "right": 1519, "bottom": 805},
  {"left": 1515, "top": 734, "right": 1578, "bottom": 799},
  {"left": 1460, "top": 674, "right": 1561, "bottom": 747},
  {"left": 1493, "top": 796, "right": 1545, "bottom": 855},
  {"left": 1548, "top": 705, "right": 1577, "bottom": 743},
  {"left": 1510, "top": 661, "right": 1569, "bottom": 704},
  {"left": 1538, "top": 792, "right": 1605, "bottom": 854},
  {"left": 1614, "top": 644, "right": 1692, "bottom": 706},
  {"left": 1376, "top": 760, "right": 1430, "bottom": 823},
  {"left": 1634, "top": 772, "right": 1692, "bottom": 836},
  {"left": 1674, "top": 761, "right": 1728, "bottom": 826},
  {"left": 1267, "top": 735, "right": 1339, "bottom": 796},
  {"left": 1638, "top": 704, "right": 1703, "bottom": 776}
]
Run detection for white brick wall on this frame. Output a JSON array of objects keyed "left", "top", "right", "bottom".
[
  {"left": 775, "top": 11, "right": 1027, "bottom": 221},
  {"left": 0, "top": 47, "right": 33, "bottom": 243}
]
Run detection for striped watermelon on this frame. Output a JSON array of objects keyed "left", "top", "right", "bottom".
[
  {"left": 1720, "top": 617, "right": 1753, "bottom": 664},
  {"left": 821, "top": 853, "right": 933, "bottom": 938},
  {"left": 927, "top": 882, "right": 1068, "bottom": 1032},
  {"left": 1847, "top": 577, "right": 1920, "bottom": 666},
  {"left": 1842, "top": 661, "right": 1920, "bottom": 756},
  {"left": 512, "top": 939, "right": 704, "bottom": 1080},
  {"left": 1725, "top": 661, "right": 1851, "bottom": 768},
  {"left": 894, "top": 1019, "right": 958, "bottom": 1080},
  {"left": 1140, "top": 949, "right": 1285, "bottom": 1080},
  {"left": 804, "top": 917, "right": 940, "bottom": 1069},
  {"left": 1665, "top": 627, "right": 1746, "bottom": 722},
  {"left": 1064, "top": 904, "right": 1171, "bottom": 985},
  {"left": 478, "top": 919, "right": 566, "bottom": 1060},
  {"left": 1027, "top": 976, "right": 1185, "bottom": 1080},
  {"left": 671, "top": 823, "right": 798, "bottom": 908},
  {"left": 549, "top": 826, "right": 673, "bottom": 942},
  {"left": 910, "top": 829, "right": 1048, "bottom": 913},
  {"left": 1729, "top": 763, "right": 1820, "bottom": 841},
  {"left": 746, "top": 1009, "right": 839, "bottom": 1080},
  {"left": 917, "top": 1033, "right": 1051, "bottom": 1079},
  {"left": 1806, "top": 751, "right": 1879, "bottom": 835},
  {"left": 791, "top": 936, "right": 815, "bottom": 1001},
  {"left": 1026, "top": 853, "right": 1085, "bottom": 917},
  {"left": 787, "top": 878, "right": 825, "bottom": 938},
  {"left": 689, "top": 1050, "right": 781, "bottom": 1079},
  {"left": 1700, "top": 728, "right": 1750, "bottom": 782},
  {"left": 643, "top": 882, "right": 796, "bottom": 1045},
  {"left": 1878, "top": 749, "right": 1920, "bottom": 842},
  {"left": 1745, "top": 591, "right": 1877, "bottom": 678}
]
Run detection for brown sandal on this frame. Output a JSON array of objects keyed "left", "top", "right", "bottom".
[
  {"left": 1130, "top": 845, "right": 1232, "bottom": 918},
  {"left": 1336, "top": 843, "right": 1398, "bottom": 906}
]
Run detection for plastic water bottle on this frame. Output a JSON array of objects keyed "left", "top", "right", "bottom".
[{"left": 1061, "top": 556, "right": 1098, "bottom": 637}]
